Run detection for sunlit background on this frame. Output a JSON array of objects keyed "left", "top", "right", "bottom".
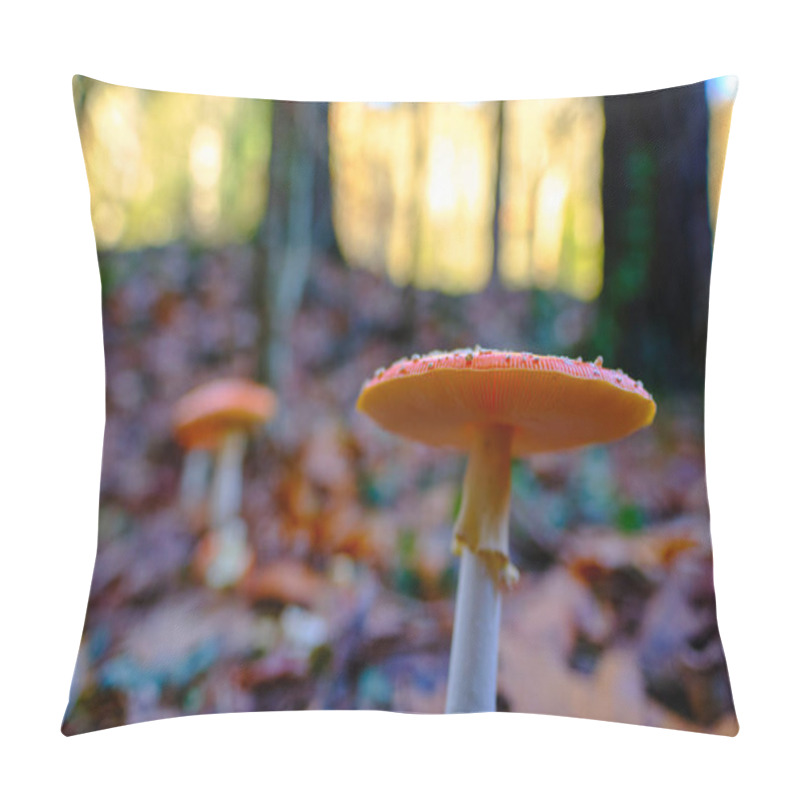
[{"left": 75, "top": 77, "right": 735, "bottom": 300}]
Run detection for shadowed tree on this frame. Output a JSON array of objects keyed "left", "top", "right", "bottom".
[
  {"left": 399, "top": 102, "right": 429, "bottom": 338},
  {"left": 596, "top": 82, "right": 712, "bottom": 392}
]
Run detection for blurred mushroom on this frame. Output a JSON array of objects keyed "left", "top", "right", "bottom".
[
  {"left": 173, "top": 378, "right": 276, "bottom": 586},
  {"left": 175, "top": 449, "right": 212, "bottom": 524},
  {"left": 357, "top": 348, "right": 655, "bottom": 712},
  {"left": 193, "top": 517, "right": 256, "bottom": 590}
]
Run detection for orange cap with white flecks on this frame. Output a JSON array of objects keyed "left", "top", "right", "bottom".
[{"left": 357, "top": 348, "right": 655, "bottom": 456}]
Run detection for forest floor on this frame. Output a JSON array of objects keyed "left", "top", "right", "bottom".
[{"left": 63, "top": 244, "right": 737, "bottom": 736}]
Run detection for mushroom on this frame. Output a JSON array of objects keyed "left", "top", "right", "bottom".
[
  {"left": 356, "top": 348, "right": 655, "bottom": 712},
  {"left": 173, "top": 377, "right": 277, "bottom": 587},
  {"left": 192, "top": 516, "right": 256, "bottom": 589}
]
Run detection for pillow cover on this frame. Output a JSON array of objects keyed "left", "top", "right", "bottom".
[{"left": 64, "top": 76, "right": 738, "bottom": 735}]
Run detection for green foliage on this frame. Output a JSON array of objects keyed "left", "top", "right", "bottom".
[
  {"left": 511, "top": 459, "right": 540, "bottom": 497},
  {"left": 309, "top": 643, "right": 334, "bottom": 677},
  {"left": 356, "top": 666, "right": 393, "bottom": 710},
  {"left": 438, "top": 563, "right": 457, "bottom": 597},
  {"left": 450, "top": 480, "right": 463, "bottom": 524},
  {"left": 397, "top": 528, "right": 417, "bottom": 560},
  {"left": 393, "top": 567, "right": 424, "bottom": 598},
  {"left": 617, "top": 503, "right": 646, "bottom": 535}
]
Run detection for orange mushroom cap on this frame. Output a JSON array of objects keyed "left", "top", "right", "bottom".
[
  {"left": 357, "top": 348, "right": 655, "bottom": 456},
  {"left": 172, "top": 378, "right": 277, "bottom": 450}
]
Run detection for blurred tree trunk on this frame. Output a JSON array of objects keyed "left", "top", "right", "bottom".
[
  {"left": 72, "top": 75, "right": 90, "bottom": 122},
  {"left": 254, "top": 101, "right": 339, "bottom": 386},
  {"left": 400, "top": 102, "right": 429, "bottom": 337},
  {"left": 310, "top": 105, "right": 340, "bottom": 261},
  {"left": 489, "top": 101, "right": 506, "bottom": 289},
  {"left": 597, "top": 83, "right": 712, "bottom": 392}
]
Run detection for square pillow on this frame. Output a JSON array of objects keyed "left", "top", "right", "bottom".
[{"left": 64, "top": 75, "right": 738, "bottom": 735}]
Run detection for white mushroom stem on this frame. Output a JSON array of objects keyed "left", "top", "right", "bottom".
[
  {"left": 179, "top": 449, "right": 212, "bottom": 514},
  {"left": 446, "top": 424, "right": 516, "bottom": 713},
  {"left": 209, "top": 429, "right": 248, "bottom": 529},
  {"left": 445, "top": 548, "right": 501, "bottom": 712},
  {"left": 205, "top": 516, "right": 252, "bottom": 589}
]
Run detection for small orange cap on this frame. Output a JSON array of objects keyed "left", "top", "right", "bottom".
[{"left": 173, "top": 378, "right": 277, "bottom": 450}]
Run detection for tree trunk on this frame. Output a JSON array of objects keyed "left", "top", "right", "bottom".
[
  {"left": 400, "top": 102, "right": 429, "bottom": 337},
  {"left": 597, "top": 82, "right": 712, "bottom": 392},
  {"left": 489, "top": 101, "right": 506, "bottom": 290},
  {"left": 254, "top": 101, "right": 339, "bottom": 386}
]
